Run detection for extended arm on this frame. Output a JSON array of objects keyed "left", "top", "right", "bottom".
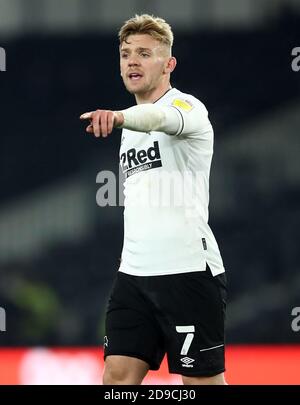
[{"left": 80, "top": 104, "right": 181, "bottom": 138}]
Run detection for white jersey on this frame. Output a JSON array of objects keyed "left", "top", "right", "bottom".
[{"left": 118, "top": 88, "right": 225, "bottom": 277}]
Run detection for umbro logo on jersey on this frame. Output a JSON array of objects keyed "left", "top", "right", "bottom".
[
  {"left": 120, "top": 141, "right": 162, "bottom": 178},
  {"left": 180, "top": 357, "right": 195, "bottom": 368}
]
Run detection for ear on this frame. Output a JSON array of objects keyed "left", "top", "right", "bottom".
[{"left": 164, "top": 56, "right": 177, "bottom": 74}]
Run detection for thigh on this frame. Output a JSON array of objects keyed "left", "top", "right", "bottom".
[
  {"left": 182, "top": 372, "right": 227, "bottom": 385},
  {"left": 151, "top": 269, "right": 227, "bottom": 377},
  {"left": 103, "top": 355, "right": 149, "bottom": 385},
  {"left": 104, "top": 272, "right": 165, "bottom": 370}
]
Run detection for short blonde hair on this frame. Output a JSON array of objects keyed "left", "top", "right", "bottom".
[{"left": 119, "top": 14, "right": 173, "bottom": 49}]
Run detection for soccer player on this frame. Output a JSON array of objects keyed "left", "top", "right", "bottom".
[{"left": 80, "top": 14, "right": 227, "bottom": 385}]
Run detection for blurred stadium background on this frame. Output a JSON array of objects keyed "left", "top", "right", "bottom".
[{"left": 0, "top": 0, "right": 300, "bottom": 384}]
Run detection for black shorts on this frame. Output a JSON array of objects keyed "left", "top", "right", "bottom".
[{"left": 104, "top": 266, "right": 227, "bottom": 377}]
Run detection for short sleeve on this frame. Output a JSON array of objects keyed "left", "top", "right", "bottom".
[{"left": 170, "top": 97, "right": 213, "bottom": 138}]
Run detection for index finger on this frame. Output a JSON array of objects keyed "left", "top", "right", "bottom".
[{"left": 80, "top": 111, "right": 94, "bottom": 120}]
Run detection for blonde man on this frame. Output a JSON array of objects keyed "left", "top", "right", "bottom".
[{"left": 81, "top": 14, "right": 227, "bottom": 385}]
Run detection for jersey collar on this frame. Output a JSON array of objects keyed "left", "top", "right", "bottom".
[{"left": 153, "top": 87, "right": 177, "bottom": 104}]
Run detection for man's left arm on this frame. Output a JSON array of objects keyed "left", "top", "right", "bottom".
[{"left": 169, "top": 97, "right": 212, "bottom": 138}]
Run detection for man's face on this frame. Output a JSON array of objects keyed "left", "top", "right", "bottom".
[{"left": 120, "top": 34, "right": 170, "bottom": 96}]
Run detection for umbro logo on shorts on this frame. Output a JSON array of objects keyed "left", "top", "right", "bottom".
[
  {"left": 180, "top": 357, "right": 195, "bottom": 367},
  {"left": 104, "top": 336, "right": 108, "bottom": 347},
  {"left": 120, "top": 141, "right": 162, "bottom": 178}
]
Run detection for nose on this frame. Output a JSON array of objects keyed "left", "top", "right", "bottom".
[{"left": 128, "top": 55, "right": 140, "bottom": 67}]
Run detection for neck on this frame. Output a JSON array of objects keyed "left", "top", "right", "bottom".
[{"left": 135, "top": 82, "right": 172, "bottom": 105}]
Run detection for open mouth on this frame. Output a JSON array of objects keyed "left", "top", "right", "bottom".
[{"left": 128, "top": 73, "right": 143, "bottom": 81}]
